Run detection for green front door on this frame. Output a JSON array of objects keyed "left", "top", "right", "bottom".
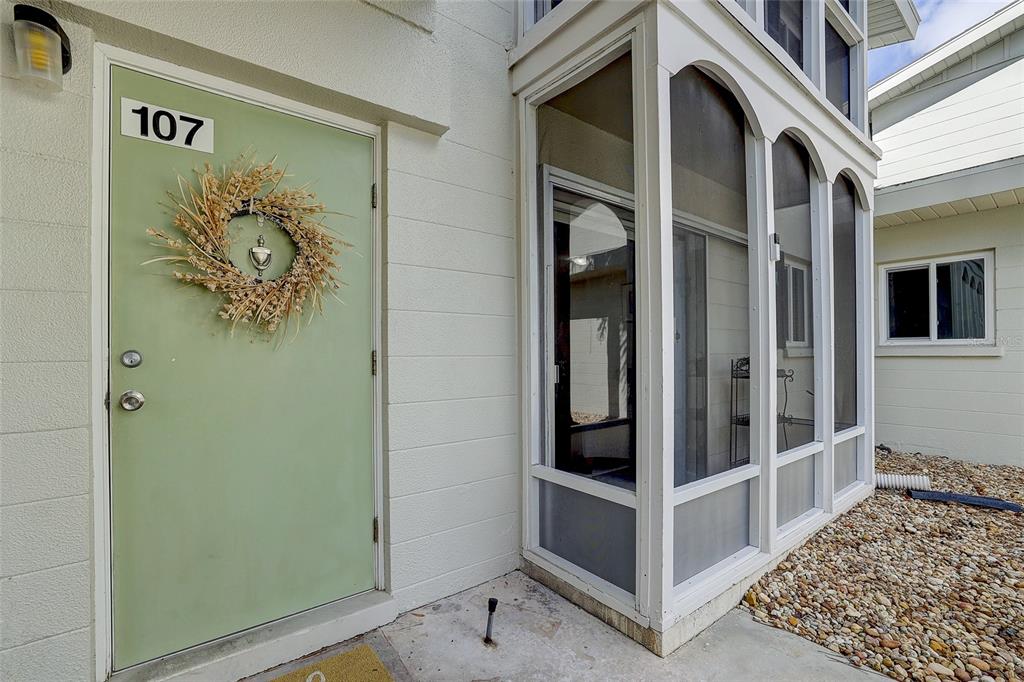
[{"left": 108, "top": 66, "right": 376, "bottom": 669}]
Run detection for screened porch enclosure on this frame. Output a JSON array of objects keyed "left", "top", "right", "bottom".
[{"left": 518, "top": 4, "right": 875, "bottom": 647}]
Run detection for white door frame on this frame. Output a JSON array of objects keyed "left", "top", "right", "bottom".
[{"left": 90, "top": 43, "right": 385, "bottom": 681}]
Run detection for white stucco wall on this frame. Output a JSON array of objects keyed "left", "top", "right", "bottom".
[
  {"left": 874, "top": 205, "right": 1024, "bottom": 466},
  {"left": 0, "top": 1, "right": 519, "bottom": 678}
]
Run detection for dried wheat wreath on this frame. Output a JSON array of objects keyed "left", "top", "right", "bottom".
[{"left": 146, "top": 155, "right": 347, "bottom": 336}]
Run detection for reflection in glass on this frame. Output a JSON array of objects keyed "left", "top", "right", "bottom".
[
  {"left": 938, "top": 259, "right": 985, "bottom": 339},
  {"left": 766, "top": 0, "right": 805, "bottom": 71},
  {"left": 552, "top": 190, "right": 636, "bottom": 489},
  {"left": 773, "top": 134, "right": 816, "bottom": 453},
  {"left": 825, "top": 22, "right": 851, "bottom": 119},
  {"left": 888, "top": 268, "right": 929, "bottom": 338},
  {"left": 533, "top": 0, "right": 562, "bottom": 24},
  {"left": 833, "top": 176, "right": 858, "bottom": 431}
]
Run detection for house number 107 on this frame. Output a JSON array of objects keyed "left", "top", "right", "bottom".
[
  {"left": 131, "top": 106, "right": 204, "bottom": 145},
  {"left": 120, "top": 97, "right": 215, "bottom": 153}
]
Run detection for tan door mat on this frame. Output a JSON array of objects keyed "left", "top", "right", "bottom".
[{"left": 270, "top": 644, "right": 393, "bottom": 682}]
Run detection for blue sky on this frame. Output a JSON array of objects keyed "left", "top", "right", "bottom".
[{"left": 869, "top": 0, "right": 1017, "bottom": 84}]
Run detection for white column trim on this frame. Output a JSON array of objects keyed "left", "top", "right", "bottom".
[
  {"left": 748, "top": 134, "right": 777, "bottom": 554},
  {"left": 817, "top": 178, "right": 836, "bottom": 511}
]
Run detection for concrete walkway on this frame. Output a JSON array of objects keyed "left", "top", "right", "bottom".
[{"left": 250, "top": 571, "right": 877, "bottom": 681}]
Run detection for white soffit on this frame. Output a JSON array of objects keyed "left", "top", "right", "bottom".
[
  {"left": 868, "top": 0, "right": 921, "bottom": 49},
  {"left": 874, "top": 156, "right": 1024, "bottom": 225},
  {"left": 869, "top": 0, "right": 1024, "bottom": 106}
]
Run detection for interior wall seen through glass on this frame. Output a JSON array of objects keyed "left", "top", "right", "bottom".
[
  {"left": 832, "top": 176, "right": 858, "bottom": 431},
  {"left": 670, "top": 66, "right": 752, "bottom": 486},
  {"left": 766, "top": 0, "right": 805, "bottom": 72},
  {"left": 825, "top": 22, "right": 851, "bottom": 119},
  {"left": 773, "top": 134, "right": 816, "bottom": 454}
]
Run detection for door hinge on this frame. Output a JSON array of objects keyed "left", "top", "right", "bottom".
[
  {"left": 104, "top": 389, "right": 110, "bottom": 411},
  {"left": 371, "top": 183, "right": 377, "bottom": 209},
  {"left": 371, "top": 350, "right": 377, "bottom": 376},
  {"left": 372, "top": 516, "right": 379, "bottom": 543}
]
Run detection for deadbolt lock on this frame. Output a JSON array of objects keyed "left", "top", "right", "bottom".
[
  {"left": 120, "top": 350, "right": 143, "bottom": 368},
  {"left": 119, "top": 390, "right": 145, "bottom": 412}
]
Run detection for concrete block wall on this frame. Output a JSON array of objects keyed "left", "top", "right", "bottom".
[
  {"left": 874, "top": 205, "right": 1024, "bottom": 466},
  {"left": 383, "top": 0, "right": 520, "bottom": 611},
  {"left": 0, "top": 0, "right": 520, "bottom": 678},
  {"left": 0, "top": 3, "right": 97, "bottom": 679}
]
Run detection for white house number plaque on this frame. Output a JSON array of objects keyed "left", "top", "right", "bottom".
[{"left": 120, "top": 97, "right": 214, "bottom": 153}]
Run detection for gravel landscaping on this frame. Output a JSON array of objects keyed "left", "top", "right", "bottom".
[{"left": 743, "top": 449, "right": 1023, "bottom": 681}]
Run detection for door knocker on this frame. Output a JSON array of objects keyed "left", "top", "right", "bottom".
[{"left": 249, "top": 234, "right": 273, "bottom": 281}]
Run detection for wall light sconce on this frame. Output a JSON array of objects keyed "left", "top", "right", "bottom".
[{"left": 13, "top": 4, "right": 72, "bottom": 92}]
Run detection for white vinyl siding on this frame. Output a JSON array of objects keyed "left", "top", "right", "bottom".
[{"left": 874, "top": 56, "right": 1024, "bottom": 187}]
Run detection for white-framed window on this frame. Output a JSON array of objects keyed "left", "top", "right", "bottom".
[
  {"left": 878, "top": 252, "right": 994, "bottom": 346},
  {"left": 522, "top": 0, "right": 563, "bottom": 32},
  {"left": 764, "top": 0, "right": 809, "bottom": 75},
  {"left": 823, "top": 0, "right": 864, "bottom": 124},
  {"left": 717, "top": 0, "right": 868, "bottom": 131}
]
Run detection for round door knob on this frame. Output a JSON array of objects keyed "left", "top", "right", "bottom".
[{"left": 119, "top": 390, "right": 145, "bottom": 412}]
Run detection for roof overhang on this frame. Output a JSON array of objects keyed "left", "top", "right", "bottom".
[
  {"left": 868, "top": 0, "right": 921, "bottom": 49},
  {"left": 870, "top": 0, "right": 1024, "bottom": 107},
  {"left": 874, "top": 157, "right": 1024, "bottom": 226}
]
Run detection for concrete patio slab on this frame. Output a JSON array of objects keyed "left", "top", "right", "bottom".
[{"left": 250, "top": 570, "right": 877, "bottom": 681}]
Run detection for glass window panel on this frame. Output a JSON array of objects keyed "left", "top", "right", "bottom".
[
  {"left": 674, "top": 480, "right": 754, "bottom": 584},
  {"left": 834, "top": 437, "right": 859, "bottom": 492},
  {"left": 825, "top": 22, "right": 851, "bottom": 119},
  {"left": 773, "top": 134, "right": 816, "bottom": 454},
  {"left": 766, "top": 0, "right": 805, "bottom": 71},
  {"left": 539, "top": 480, "right": 635, "bottom": 593},
  {"left": 669, "top": 66, "right": 752, "bottom": 485},
  {"left": 532, "top": 0, "right": 562, "bottom": 25},
  {"left": 887, "top": 268, "right": 929, "bottom": 338},
  {"left": 833, "top": 176, "right": 858, "bottom": 431},
  {"left": 550, "top": 189, "right": 636, "bottom": 489},
  {"left": 777, "top": 455, "right": 817, "bottom": 526},
  {"left": 539, "top": 55, "right": 636, "bottom": 489},
  {"left": 937, "top": 259, "right": 985, "bottom": 339}
]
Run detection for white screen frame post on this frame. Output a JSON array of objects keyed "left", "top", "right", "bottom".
[
  {"left": 816, "top": 178, "right": 836, "bottom": 511},
  {"left": 517, "top": 14, "right": 654, "bottom": 630}
]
